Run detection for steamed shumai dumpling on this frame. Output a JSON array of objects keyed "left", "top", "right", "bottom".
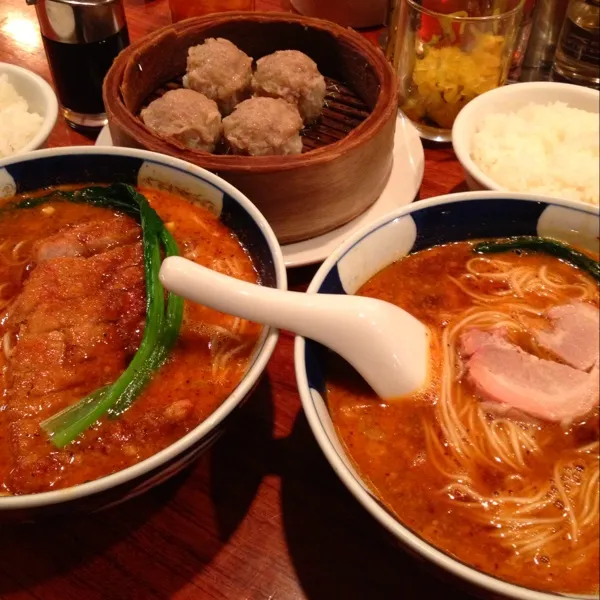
[
  {"left": 223, "top": 97, "right": 303, "bottom": 156},
  {"left": 140, "top": 89, "right": 222, "bottom": 151},
  {"left": 183, "top": 38, "right": 253, "bottom": 115},
  {"left": 251, "top": 50, "right": 326, "bottom": 123}
]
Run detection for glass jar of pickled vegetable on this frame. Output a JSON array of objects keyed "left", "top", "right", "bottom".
[{"left": 386, "top": 0, "right": 524, "bottom": 142}]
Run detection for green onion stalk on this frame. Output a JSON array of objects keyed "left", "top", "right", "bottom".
[{"left": 474, "top": 236, "right": 600, "bottom": 282}]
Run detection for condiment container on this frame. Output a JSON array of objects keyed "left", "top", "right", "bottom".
[
  {"left": 551, "top": 0, "right": 600, "bottom": 88},
  {"left": 507, "top": 0, "right": 536, "bottom": 81},
  {"left": 386, "top": 0, "right": 524, "bottom": 142},
  {"left": 519, "top": 0, "right": 569, "bottom": 81},
  {"left": 28, "top": 0, "right": 130, "bottom": 129}
]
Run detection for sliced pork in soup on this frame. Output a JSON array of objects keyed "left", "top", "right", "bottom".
[
  {"left": 535, "top": 302, "right": 600, "bottom": 370},
  {"left": 0, "top": 186, "right": 262, "bottom": 495},
  {"left": 327, "top": 240, "right": 600, "bottom": 596},
  {"left": 459, "top": 327, "right": 599, "bottom": 423}
]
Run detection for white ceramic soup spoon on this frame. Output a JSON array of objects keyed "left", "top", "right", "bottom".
[{"left": 159, "top": 257, "right": 430, "bottom": 399}]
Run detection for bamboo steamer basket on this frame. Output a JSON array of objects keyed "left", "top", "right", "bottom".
[{"left": 103, "top": 12, "right": 398, "bottom": 244}]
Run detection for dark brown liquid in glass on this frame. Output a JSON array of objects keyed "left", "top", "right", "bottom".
[{"left": 42, "top": 27, "right": 130, "bottom": 115}]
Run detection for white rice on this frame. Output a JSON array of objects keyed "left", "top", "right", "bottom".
[
  {"left": 471, "top": 101, "right": 599, "bottom": 206},
  {"left": 0, "top": 74, "right": 44, "bottom": 158}
]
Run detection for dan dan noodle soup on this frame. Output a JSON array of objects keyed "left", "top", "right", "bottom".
[
  {"left": 327, "top": 241, "right": 599, "bottom": 595},
  {"left": 0, "top": 186, "right": 261, "bottom": 495}
]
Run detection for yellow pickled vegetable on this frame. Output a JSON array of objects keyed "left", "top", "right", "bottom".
[{"left": 402, "top": 34, "right": 505, "bottom": 130}]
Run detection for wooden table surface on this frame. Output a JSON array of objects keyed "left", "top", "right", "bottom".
[{"left": 0, "top": 1, "right": 469, "bottom": 599}]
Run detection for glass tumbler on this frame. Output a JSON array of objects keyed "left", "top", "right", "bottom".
[
  {"left": 386, "top": 0, "right": 524, "bottom": 142},
  {"left": 169, "top": 0, "right": 256, "bottom": 22},
  {"left": 31, "top": 0, "right": 129, "bottom": 130}
]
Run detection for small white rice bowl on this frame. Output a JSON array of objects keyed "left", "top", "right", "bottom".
[
  {"left": 0, "top": 63, "right": 58, "bottom": 158},
  {"left": 472, "top": 102, "right": 599, "bottom": 206},
  {"left": 0, "top": 74, "right": 44, "bottom": 158},
  {"left": 452, "top": 82, "right": 600, "bottom": 208}
]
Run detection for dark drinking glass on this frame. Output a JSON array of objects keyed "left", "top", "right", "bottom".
[{"left": 30, "top": 0, "right": 130, "bottom": 129}]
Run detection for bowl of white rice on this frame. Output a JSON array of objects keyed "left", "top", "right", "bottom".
[
  {"left": 452, "top": 82, "right": 599, "bottom": 207},
  {"left": 0, "top": 63, "right": 58, "bottom": 159}
]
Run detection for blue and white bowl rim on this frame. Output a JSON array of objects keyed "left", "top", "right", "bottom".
[
  {"left": 295, "top": 191, "right": 599, "bottom": 600},
  {"left": 0, "top": 146, "right": 287, "bottom": 510}
]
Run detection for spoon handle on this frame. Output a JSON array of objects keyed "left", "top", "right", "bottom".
[
  {"left": 160, "top": 256, "right": 356, "bottom": 340},
  {"left": 160, "top": 256, "right": 429, "bottom": 399}
]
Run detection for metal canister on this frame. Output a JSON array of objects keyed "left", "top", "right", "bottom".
[
  {"left": 519, "top": 0, "right": 569, "bottom": 80},
  {"left": 28, "top": 0, "right": 130, "bottom": 129}
]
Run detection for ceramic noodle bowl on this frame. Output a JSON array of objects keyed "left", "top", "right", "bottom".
[
  {"left": 102, "top": 12, "right": 399, "bottom": 245},
  {"left": 295, "top": 191, "right": 600, "bottom": 600},
  {"left": 0, "top": 146, "right": 286, "bottom": 521}
]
